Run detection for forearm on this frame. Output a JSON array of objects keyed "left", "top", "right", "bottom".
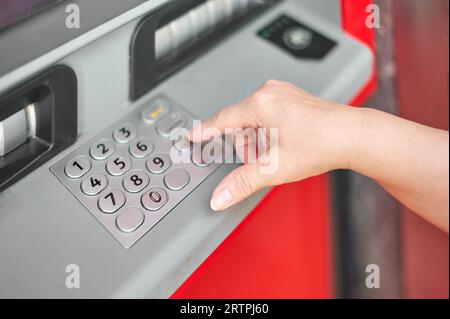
[{"left": 344, "top": 107, "right": 449, "bottom": 232}]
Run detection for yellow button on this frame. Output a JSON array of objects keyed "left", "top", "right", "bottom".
[{"left": 141, "top": 99, "right": 170, "bottom": 124}]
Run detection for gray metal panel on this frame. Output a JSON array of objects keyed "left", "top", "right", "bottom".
[
  {"left": 0, "top": 0, "right": 373, "bottom": 297},
  {"left": 0, "top": 0, "right": 170, "bottom": 92},
  {"left": 292, "top": 0, "right": 341, "bottom": 27},
  {"left": 0, "top": 0, "right": 157, "bottom": 76}
]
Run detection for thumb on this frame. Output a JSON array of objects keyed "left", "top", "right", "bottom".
[{"left": 210, "top": 163, "right": 272, "bottom": 211}]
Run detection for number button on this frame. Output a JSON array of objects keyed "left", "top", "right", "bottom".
[
  {"left": 164, "top": 169, "right": 190, "bottom": 191},
  {"left": 116, "top": 207, "right": 145, "bottom": 233},
  {"left": 129, "top": 137, "right": 154, "bottom": 158},
  {"left": 113, "top": 123, "right": 137, "bottom": 144},
  {"left": 90, "top": 138, "right": 115, "bottom": 160},
  {"left": 141, "top": 99, "right": 170, "bottom": 125},
  {"left": 65, "top": 156, "right": 91, "bottom": 179},
  {"left": 141, "top": 187, "right": 168, "bottom": 211},
  {"left": 123, "top": 170, "right": 149, "bottom": 193},
  {"left": 106, "top": 155, "right": 132, "bottom": 176},
  {"left": 81, "top": 173, "right": 108, "bottom": 195},
  {"left": 146, "top": 153, "right": 171, "bottom": 174},
  {"left": 98, "top": 189, "right": 126, "bottom": 214}
]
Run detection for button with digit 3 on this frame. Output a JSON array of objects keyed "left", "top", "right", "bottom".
[
  {"left": 129, "top": 137, "right": 154, "bottom": 158},
  {"left": 106, "top": 155, "right": 132, "bottom": 176},
  {"left": 90, "top": 138, "right": 115, "bottom": 160},
  {"left": 98, "top": 189, "right": 126, "bottom": 213},
  {"left": 146, "top": 153, "right": 171, "bottom": 174},
  {"left": 81, "top": 173, "right": 108, "bottom": 195},
  {"left": 113, "top": 123, "right": 137, "bottom": 143},
  {"left": 141, "top": 187, "right": 168, "bottom": 211},
  {"left": 123, "top": 170, "right": 149, "bottom": 193},
  {"left": 65, "top": 156, "right": 91, "bottom": 179}
]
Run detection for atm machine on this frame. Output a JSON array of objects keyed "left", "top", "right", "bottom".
[{"left": 0, "top": 0, "right": 375, "bottom": 298}]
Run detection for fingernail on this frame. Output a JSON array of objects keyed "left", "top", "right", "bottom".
[{"left": 210, "top": 188, "right": 233, "bottom": 211}]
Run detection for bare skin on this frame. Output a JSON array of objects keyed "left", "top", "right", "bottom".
[{"left": 187, "top": 80, "right": 449, "bottom": 233}]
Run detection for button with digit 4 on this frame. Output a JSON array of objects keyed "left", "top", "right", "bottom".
[
  {"left": 106, "top": 155, "right": 132, "bottom": 176},
  {"left": 90, "top": 138, "right": 115, "bottom": 160},
  {"left": 81, "top": 173, "right": 108, "bottom": 195},
  {"left": 98, "top": 189, "right": 126, "bottom": 214},
  {"left": 129, "top": 137, "right": 154, "bottom": 158},
  {"left": 141, "top": 99, "right": 170, "bottom": 125},
  {"left": 65, "top": 156, "right": 91, "bottom": 179},
  {"left": 113, "top": 123, "right": 137, "bottom": 144},
  {"left": 123, "top": 170, "right": 149, "bottom": 193},
  {"left": 146, "top": 153, "right": 171, "bottom": 174},
  {"left": 141, "top": 187, "right": 168, "bottom": 211}
]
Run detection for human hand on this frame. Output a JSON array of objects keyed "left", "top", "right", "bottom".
[{"left": 187, "top": 80, "right": 360, "bottom": 211}]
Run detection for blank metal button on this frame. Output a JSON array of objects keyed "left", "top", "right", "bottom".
[
  {"left": 106, "top": 155, "right": 132, "bottom": 176},
  {"left": 173, "top": 134, "right": 192, "bottom": 152},
  {"left": 156, "top": 112, "right": 188, "bottom": 138},
  {"left": 98, "top": 189, "right": 126, "bottom": 214},
  {"left": 90, "top": 138, "right": 115, "bottom": 160},
  {"left": 141, "top": 187, "right": 168, "bottom": 211},
  {"left": 191, "top": 139, "right": 223, "bottom": 167},
  {"left": 164, "top": 169, "right": 190, "bottom": 191},
  {"left": 123, "top": 170, "right": 149, "bottom": 193},
  {"left": 146, "top": 153, "right": 172, "bottom": 174},
  {"left": 113, "top": 123, "right": 137, "bottom": 144},
  {"left": 81, "top": 173, "right": 108, "bottom": 196},
  {"left": 141, "top": 99, "right": 170, "bottom": 125},
  {"left": 65, "top": 156, "right": 91, "bottom": 179},
  {"left": 129, "top": 137, "right": 154, "bottom": 158},
  {"left": 116, "top": 207, "right": 145, "bottom": 233}
]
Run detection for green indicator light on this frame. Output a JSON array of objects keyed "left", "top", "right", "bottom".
[{"left": 261, "top": 30, "right": 271, "bottom": 38}]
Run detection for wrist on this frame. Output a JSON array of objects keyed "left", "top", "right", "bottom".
[{"left": 330, "top": 104, "right": 365, "bottom": 171}]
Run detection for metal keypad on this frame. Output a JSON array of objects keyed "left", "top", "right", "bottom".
[{"left": 50, "top": 94, "right": 225, "bottom": 249}]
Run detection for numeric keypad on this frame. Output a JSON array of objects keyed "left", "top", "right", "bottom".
[{"left": 51, "top": 94, "right": 226, "bottom": 249}]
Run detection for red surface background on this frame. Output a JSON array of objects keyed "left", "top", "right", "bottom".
[
  {"left": 393, "top": 0, "right": 449, "bottom": 298},
  {"left": 171, "top": 0, "right": 376, "bottom": 298}
]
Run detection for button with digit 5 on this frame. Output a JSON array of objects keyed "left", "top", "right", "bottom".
[{"left": 106, "top": 155, "right": 132, "bottom": 176}]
